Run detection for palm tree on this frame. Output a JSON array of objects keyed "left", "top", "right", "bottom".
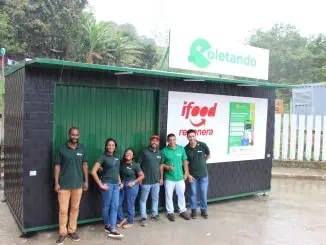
[
  {"left": 105, "top": 30, "right": 144, "bottom": 67},
  {"left": 81, "top": 12, "right": 112, "bottom": 64}
]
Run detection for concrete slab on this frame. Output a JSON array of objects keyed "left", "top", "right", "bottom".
[
  {"left": 273, "top": 160, "right": 326, "bottom": 170},
  {"left": 1, "top": 178, "right": 326, "bottom": 245},
  {"left": 272, "top": 167, "right": 326, "bottom": 180}
]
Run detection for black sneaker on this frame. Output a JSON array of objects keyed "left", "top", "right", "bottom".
[
  {"left": 56, "top": 235, "right": 66, "bottom": 245},
  {"left": 201, "top": 210, "right": 208, "bottom": 219},
  {"left": 180, "top": 211, "right": 191, "bottom": 220},
  {"left": 151, "top": 215, "right": 160, "bottom": 221},
  {"left": 108, "top": 229, "right": 123, "bottom": 239},
  {"left": 104, "top": 225, "right": 111, "bottom": 233},
  {"left": 140, "top": 218, "right": 147, "bottom": 226},
  {"left": 167, "top": 213, "right": 175, "bottom": 222},
  {"left": 68, "top": 233, "right": 80, "bottom": 242},
  {"left": 191, "top": 209, "right": 197, "bottom": 219}
]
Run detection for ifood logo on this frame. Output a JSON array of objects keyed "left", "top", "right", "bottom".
[
  {"left": 179, "top": 101, "right": 217, "bottom": 136},
  {"left": 181, "top": 101, "right": 217, "bottom": 127},
  {"left": 188, "top": 38, "right": 257, "bottom": 68}
]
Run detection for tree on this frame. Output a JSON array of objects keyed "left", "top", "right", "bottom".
[
  {"left": 80, "top": 12, "right": 112, "bottom": 64},
  {"left": 308, "top": 34, "right": 326, "bottom": 82},
  {"left": 139, "top": 36, "right": 160, "bottom": 69},
  {"left": 118, "top": 23, "right": 138, "bottom": 40},
  {"left": 3, "top": 0, "right": 87, "bottom": 59},
  {"left": 248, "top": 23, "right": 315, "bottom": 85},
  {"left": 0, "top": 11, "right": 25, "bottom": 55},
  {"left": 248, "top": 23, "right": 326, "bottom": 112},
  {"left": 105, "top": 31, "right": 143, "bottom": 67},
  {"left": 1, "top": 1, "right": 161, "bottom": 69}
]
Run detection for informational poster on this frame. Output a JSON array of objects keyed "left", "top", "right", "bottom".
[
  {"left": 228, "top": 102, "right": 255, "bottom": 155},
  {"left": 167, "top": 91, "right": 268, "bottom": 163}
]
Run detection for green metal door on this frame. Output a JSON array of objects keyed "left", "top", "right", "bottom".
[{"left": 53, "top": 85, "right": 159, "bottom": 168}]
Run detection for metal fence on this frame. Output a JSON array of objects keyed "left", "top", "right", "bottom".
[{"left": 274, "top": 114, "right": 326, "bottom": 161}]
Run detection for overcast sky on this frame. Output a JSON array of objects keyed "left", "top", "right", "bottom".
[{"left": 89, "top": 0, "right": 325, "bottom": 44}]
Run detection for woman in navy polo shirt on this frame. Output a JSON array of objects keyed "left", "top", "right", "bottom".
[
  {"left": 117, "top": 148, "right": 144, "bottom": 228},
  {"left": 91, "top": 138, "right": 123, "bottom": 239}
]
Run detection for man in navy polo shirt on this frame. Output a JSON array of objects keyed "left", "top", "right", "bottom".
[{"left": 184, "top": 129, "right": 210, "bottom": 219}]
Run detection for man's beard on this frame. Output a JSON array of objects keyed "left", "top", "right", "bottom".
[{"left": 69, "top": 138, "right": 78, "bottom": 144}]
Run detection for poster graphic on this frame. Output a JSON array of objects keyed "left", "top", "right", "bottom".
[
  {"left": 167, "top": 91, "right": 268, "bottom": 163},
  {"left": 228, "top": 103, "right": 255, "bottom": 154}
]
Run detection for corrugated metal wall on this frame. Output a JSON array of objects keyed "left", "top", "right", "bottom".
[
  {"left": 292, "top": 85, "right": 326, "bottom": 116},
  {"left": 54, "top": 85, "right": 159, "bottom": 168},
  {"left": 292, "top": 87, "right": 313, "bottom": 115},
  {"left": 312, "top": 86, "right": 326, "bottom": 116},
  {"left": 4, "top": 68, "right": 25, "bottom": 226}
]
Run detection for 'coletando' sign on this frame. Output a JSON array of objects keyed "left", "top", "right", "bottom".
[
  {"left": 167, "top": 91, "right": 268, "bottom": 163},
  {"left": 169, "top": 32, "right": 270, "bottom": 80}
]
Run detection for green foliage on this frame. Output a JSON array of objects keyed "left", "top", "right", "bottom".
[
  {"left": 139, "top": 36, "right": 160, "bottom": 69},
  {"left": 0, "top": 10, "right": 25, "bottom": 54},
  {"left": 2, "top": 0, "right": 87, "bottom": 59},
  {"left": 248, "top": 23, "right": 326, "bottom": 112},
  {"left": 249, "top": 24, "right": 314, "bottom": 85},
  {"left": 307, "top": 34, "right": 326, "bottom": 82},
  {"left": 103, "top": 24, "right": 143, "bottom": 67},
  {"left": 80, "top": 11, "right": 112, "bottom": 64},
  {"left": 1, "top": 1, "right": 161, "bottom": 68},
  {"left": 3, "top": 1, "right": 325, "bottom": 78}
]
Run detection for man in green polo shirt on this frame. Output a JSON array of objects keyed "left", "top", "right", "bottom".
[
  {"left": 54, "top": 127, "right": 88, "bottom": 245},
  {"left": 160, "top": 133, "right": 191, "bottom": 222},
  {"left": 184, "top": 129, "right": 210, "bottom": 220}
]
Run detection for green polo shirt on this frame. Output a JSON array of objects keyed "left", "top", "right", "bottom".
[
  {"left": 137, "top": 146, "right": 165, "bottom": 185},
  {"left": 185, "top": 141, "right": 210, "bottom": 179},
  {"left": 161, "top": 144, "right": 188, "bottom": 182},
  {"left": 55, "top": 143, "right": 88, "bottom": 190},
  {"left": 120, "top": 161, "right": 142, "bottom": 181},
  {"left": 97, "top": 153, "right": 120, "bottom": 184}
]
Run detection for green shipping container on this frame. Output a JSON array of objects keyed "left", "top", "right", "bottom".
[{"left": 3, "top": 58, "right": 297, "bottom": 233}]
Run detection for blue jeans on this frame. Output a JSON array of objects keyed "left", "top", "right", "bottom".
[
  {"left": 101, "top": 183, "right": 119, "bottom": 228},
  {"left": 190, "top": 176, "right": 209, "bottom": 211},
  {"left": 117, "top": 179, "right": 139, "bottom": 224},
  {"left": 139, "top": 183, "right": 160, "bottom": 219}
]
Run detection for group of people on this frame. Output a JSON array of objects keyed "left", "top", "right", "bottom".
[{"left": 54, "top": 127, "right": 210, "bottom": 245}]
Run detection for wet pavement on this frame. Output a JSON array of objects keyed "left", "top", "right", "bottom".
[{"left": 1, "top": 178, "right": 326, "bottom": 245}]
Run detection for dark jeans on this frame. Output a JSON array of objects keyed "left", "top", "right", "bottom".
[{"left": 117, "top": 179, "right": 139, "bottom": 224}]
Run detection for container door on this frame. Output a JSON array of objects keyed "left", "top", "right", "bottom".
[{"left": 53, "top": 85, "right": 159, "bottom": 168}]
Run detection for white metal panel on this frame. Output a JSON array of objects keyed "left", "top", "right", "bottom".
[
  {"left": 305, "top": 115, "right": 313, "bottom": 161},
  {"left": 297, "top": 115, "right": 305, "bottom": 161},
  {"left": 282, "top": 114, "right": 289, "bottom": 160},
  {"left": 273, "top": 114, "right": 281, "bottom": 160},
  {"left": 322, "top": 116, "right": 326, "bottom": 161},
  {"left": 313, "top": 116, "right": 322, "bottom": 161},
  {"left": 289, "top": 114, "right": 297, "bottom": 160}
]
